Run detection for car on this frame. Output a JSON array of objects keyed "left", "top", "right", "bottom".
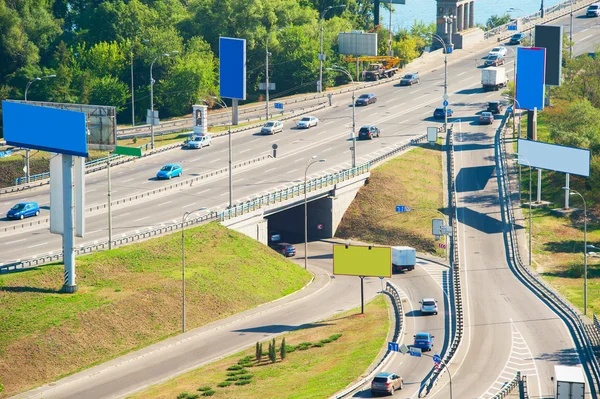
[
  {"left": 156, "top": 164, "right": 182, "bottom": 179},
  {"left": 355, "top": 93, "right": 377, "bottom": 106},
  {"left": 420, "top": 298, "right": 438, "bottom": 315},
  {"left": 488, "top": 46, "right": 507, "bottom": 58},
  {"left": 413, "top": 332, "right": 434, "bottom": 351},
  {"left": 261, "top": 120, "right": 284, "bottom": 135},
  {"left": 274, "top": 242, "right": 296, "bottom": 257},
  {"left": 487, "top": 101, "right": 503, "bottom": 114},
  {"left": 433, "top": 107, "right": 453, "bottom": 119},
  {"left": 358, "top": 125, "right": 380, "bottom": 140},
  {"left": 186, "top": 134, "right": 212, "bottom": 149},
  {"left": 371, "top": 372, "right": 403, "bottom": 395},
  {"left": 399, "top": 73, "right": 420, "bottom": 86},
  {"left": 479, "top": 111, "right": 494, "bottom": 125},
  {"left": 509, "top": 32, "right": 526, "bottom": 45},
  {"left": 587, "top": 3, "right": 600, "bottom": 16},
  {"left": 7, "top": 202, "right": 40, "bottom": 220},
  {"left": 269, "top": 230, "right": 282, "bottom": 243},
  {"left": 296, "top": 116, "right": 319, "bottom": 129},
  {"left": 484, "top": 54, "right": 505, "bottom": 67}
]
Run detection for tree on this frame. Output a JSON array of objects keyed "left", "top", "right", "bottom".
[
  {"left": 255, "top": 342, "right": 261, "bottom": 361},
  {"left": 89, "top": 76, "right": 129, "bottom": 111},
  {"left": 269, "top": 338, "right": 277, "bottom": 363},
  {"left": 485, "top": 14, "right": 511, "bottom": 30},
  {"left": 280, "top": 337, "right": 286, "bottom": 360}
]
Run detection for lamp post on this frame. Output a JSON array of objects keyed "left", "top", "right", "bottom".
[
  {"left": 130, "top": 39, "right": 149, "bottom": 127},
  {"left": 517, "top": 154, "right": 533, "bottom": 267},
  {"left": 150, "top": 51, "right": 178, "bottom": 149},
  {"left": 319, "top": 5, "right": 346, "bottom": 93},
  {"left": 24, "top": 74, "right": 56, "bottom": 184},
  {"left": 211, "top": 97, "right": 233, "bottom": 209},
  {"left": 431, "top": 34, "right": 449, "bottom": 135},
  {"left": 563, "top": 188, "right": 587, "bottom": 315},
  {"left": 327, "top": 66, "right": 356, "bottom": 168},
  {"left": 503, "top": 95, "right": 522, "bottom": 139},
  {"left": 436, "top": 356, "right": 453, "bottom": 399},
  {"left": 507, "top": 8, "right": 533, "bottom": 45},
  {"left": 443, "top": 15, "right": 456, "bottom": 50},
  {"left": 304, "top": 156, "right": 326, "bottom": 270},
  {"left": 569, "top": 0, "right": 574, "bottom": 59},
  {"left": 181, "top": 207, "right": 206, "bottom": 333},
  {"left": 265, "top": 27, "right": 291, "bottom": 121}
]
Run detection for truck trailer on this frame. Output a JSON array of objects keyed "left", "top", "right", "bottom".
[
  {"left": 554, "top": 365, "right": 585, "bottom": 399},
  {"left": 481, "top": 67, "right": 507, "bottom": 91},
  {"left": 391, "top": 246, "right": 416, "bottom": 272}
]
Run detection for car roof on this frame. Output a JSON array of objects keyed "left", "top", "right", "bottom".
[
  {"left": 360, "top": 125, "right": 374, "bottom": 128},
  {"left": 375, "top": 372, "right": 394, "bottom": 378},
  {"left": 164, "top": 163, "right": 179, "bottom": 167},
  {"left": 422, "top": 297, "right": 436, "bottom": 302},
  {"left": 416, "top": 332, "right": 431, "bottom": 336},
  {"left": 482, "top": 112, "right": 492, "bottom": 115},
  {"left": 17, "top": 201, "right": 37, "bottom": 206}
]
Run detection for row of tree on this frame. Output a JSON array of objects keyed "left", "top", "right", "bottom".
[{"left": 0, "top": 0, "right": 436, "bottom": 131}]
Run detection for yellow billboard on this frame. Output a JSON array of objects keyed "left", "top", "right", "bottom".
[{"left": 333, "top": 245, "right": 391, "bottom": 277}]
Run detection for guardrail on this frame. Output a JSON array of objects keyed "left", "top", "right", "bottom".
[
  {"left": 522, "top": 374, "right": 529, "bottom": 399},
  {"left": 331, "top": 281, "right": 405, "bottom": 399},
  {"left": 498, "top": 112, "right": 600, "bottom": 394},
  {"left": 490, "top": 371, "right": 521, "bottom": 399}
]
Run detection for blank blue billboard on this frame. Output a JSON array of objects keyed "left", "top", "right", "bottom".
[
  {"left": 515, "top": 47, "right": 546, "bottom": 111},
  {"left": 219, "top": 37, "right": 246, "bottom": 100},
  {"left": 2, "top": 101, "right": 88, "bottom": 157}
]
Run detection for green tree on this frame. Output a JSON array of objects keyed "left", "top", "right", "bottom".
[
  {"left": 280, "top": 337, "right": 286, "bottom": 360},
  {"left": 89, "top": 76, "right": 129, "bottom": 111},
  {"left": 485, "top": 14, "right": 511, "bottom": 30},
  {"left": 269, "top": 338, "right": 276, "bottom": 363}
]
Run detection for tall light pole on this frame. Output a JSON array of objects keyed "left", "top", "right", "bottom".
[
  {"left": 211, "top": 97, "right": 233, "bottom": 209},
  {"left": 319, "top": 5, "right": 346, "bottom": 93},
  {"left": 181, "top": 207, "right": 206, "bottom": 333},
  {"left": 569, "top": 0, "right": 574, "bottom": 59},
  {"left": 130, "top": 39, "right": 148, "bottom": 127},
  {"left": 388, "top": 0, "right": 394, "bottom": 56},
  {"left": 150, "top": 51, "right": 177, "bottom": 149},
  {"left": 304, "top": 156, "right": 326, "bottom": 270},
  {"left": 563, "top": 188, "right": 587, "bottom": 315},
  {"left": 431, "top": 35, "right": 449, "bottom": 135},
  {"left": 327, "top": 66, "right": 356, "bottom": 167},
  {"left": 517, "top": 154, "right": 533, "bottom": 267},
  {"left": 265, "top": 27, "right": 291, "bottom": 121},
  {"left": 24, "top": 74, "right": 56, "bottom": 184},
  {"left": 507, "top": 8, "right": 533, "bottom": 45},
  {"left": 443, "top": 15, "right": 456, "bottom": 50}
]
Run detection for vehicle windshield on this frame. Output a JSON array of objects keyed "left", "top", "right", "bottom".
[
  {"left": 491, "top": 48, "right": 501, "bottom": 52},
  {"left": 423, "top": 301, "right": 436, "bottom": 306},
  {"left": 11, "top": 203, "right": 26, "bottom": 210},
  {"left": 416, "top": 334, "right": 429, "bottom": 340},
  {"left": 403, "top": 74, "right": 414, "bottom": 79},
  {"left": 190, "top": 136, "right": 201, "bottom": 141},
  {"left": 435, "top": 108, "right": 444, "bottom": 112},
  {"left": 512, "top": 34, "right": 522, "bottom": 39},
  {"left": 359, "top": 94, "right": 369, "bottom": 99},
  {"left": 300, "top": 117, "right": 310, "bottom": 121},
  {"left": 590, "top": 5, "right": 598, "bottom": 9},
  {"left": 489, "top": 55, "right": 500, "bottom": 59},
  {"left": 373, "top": 377, "right": 388, "bottom": 383},
  {"left": 160, "top": 166, "right": 172, "bottom": 171},
  {"left": 482, "top": 112, "right": 492, "bottom": 117},
  {"left": 359, "top": 127, "right": 370, "bottom": 133},
  {"left": 264, "top": 122, "right": 275, "bottom": 127}
]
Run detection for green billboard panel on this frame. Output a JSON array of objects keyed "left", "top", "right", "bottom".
[
  {"left": 333, "top": 245, "right": 391, "bottom": 278},
  {"left": 114, "top": 146, "right": 142, "bottom": 157}
]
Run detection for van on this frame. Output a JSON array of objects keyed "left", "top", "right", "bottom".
[{"left": 587, "top": 3, "right": 600, "bottom": 17}]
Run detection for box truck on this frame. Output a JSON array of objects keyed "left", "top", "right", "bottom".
[
  {"left": 391, "top": 246, "right": 416, "bottom": 272},
  {"left": 481, "top": 67, "right": 507, "bottom": 91},
  {"left": 554, "top": 365, "right": 585, "bottom": 399}
]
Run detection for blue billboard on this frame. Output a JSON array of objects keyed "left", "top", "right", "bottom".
[
  {"left": 515, "top": 47, "right": 546, "bottom": 111},
  {"left": 2, "top": 101, "right": 88, "bottom": 157},
  {"left": 219, "top": 37, "right": 246, "bottom": 100}
]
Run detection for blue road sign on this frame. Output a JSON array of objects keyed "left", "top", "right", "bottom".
[
  {"left": 396, "top": 205, "right": 412, "bottom": 213},
  {"left": 274, "top": 102, "right": 284, "bottom": 110},
  {"left": 443, "top": 100, "right": 449, "bottom": 107},
  {"left": 433, "top": 354, "right": 442, "bottom": 363},
  {"left": 508, "top": 24, "right": 517, "bottom": 31},
  {"left": 410, "top": 347, "right": 422, "bottom": 357},
  {"left": 388, "top": 342, "right": 399, "bottom": 352}
]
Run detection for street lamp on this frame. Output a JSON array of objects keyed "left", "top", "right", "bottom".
[
  {"left": 327, "top": 65, "right": 357, "bottom": 168},
  {"left": 507, "top": 8, "right": 533, "bottom": 45},
  {"left": 319, "top": 5, "right": 346, "bottom": 93},
  {"left": 265, "top": 26, "right": 292, "bottom": 121},
  {"left": 569, "top": 0, "right": 574, "bottom": 58},
  {"left": 443, "top": 15, "right": 456, "bottom": 50},
  {"left": 431, "top": 34, "right": 449, "bottom": 135},
  {"left": 130, "top": 39, "right": 149, "bottom": 127},
  {"left": 304, "top": 156, "right": 326, "bottom": 270},
  {"left": 181, "top": 207, "right": 206, "bottom": 333},
  {"left": 210, "top": 96, "right": 233, "bottom": 209},
  {"left": 24, "top": 74, "right": 56, "bottom": 184},
  {"left": 563, "top": 188, "right": 587, "bottom": 315},
  {"left": 503, "top": 95, "right": 522, "bottom": 139},
  {"left": 517, "top": 154, "right": 533, "bottom": 267},
  {"left": 150, "top": 51, "right": 178, "bottom": 149}
]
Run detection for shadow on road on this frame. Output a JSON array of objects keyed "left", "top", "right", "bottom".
[
  {"left": 231, "top": 322, "right": 334, "bottom": 334},
  {"left": 536, "top": 347, "right": 581, "bottom": 366},
  {"left": 455, "top": 165, "right": 496, "bottom": 192},
  {"left": 457, "top": 206, "right": 508, "bottom": 234}
]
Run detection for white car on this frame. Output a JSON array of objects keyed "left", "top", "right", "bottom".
[
  {"left": 420, "top": 298, "right": 438, "bottom": 315},
  {"left": 186, "top": 134, "right": 212, "bottom": 149},
  {"left": 488, "top": 46, "right": 507, "bottom": 58},
  {"left": 261, "top": 120, "right": 283, "bottom": 135},
  {"left": 296, "top": 116, "right": 319, "bottom": 129}
]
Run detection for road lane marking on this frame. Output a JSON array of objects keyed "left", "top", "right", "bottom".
[
  {"left": 208, "top": 158, "right": 221, "bottom": 163},
  {"left": 265, "top": 168, "right": 277, "bottom": 173},
  {"left": 581, "top": 34, "right": 593, "bottom": 41},
  {"left": 239, "top": 148, "right": 251, "bottom": 153},
  {"left": 182, "top": 203, "right": 196, "bottom": 209},
  {"left": 285, "top": 169, "right": 298, "bottom": 174},
  {"left": 158, "top": 201, "right": 172, "bottom": 206},
  {"left": 457, "top": 71, "right": 467, "bottom": 76},
  {"left": 27, "top": 242, "right": 48, "bottom": 249},
  {"left": 5, "top": 239, "right": 26, "bottom": 245},
  {"left": 122, "top": 178, "right": 135, "bottom": 183},
  {"left": 197, "top": 189, "right": 210, "bottom": 194},
  {"left": 120, "top": 213, "right": 130, "bottom": 217}
]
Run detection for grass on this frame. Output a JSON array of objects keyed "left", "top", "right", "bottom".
[
  {"left": 336, "top": 140, "right": 446, "bottom": 257},
  {"left": 127, "top": 295, "right": 390, "bottom": 399},
  {"left": 0, "top": 222, "right": 311, "bottom": 398}
]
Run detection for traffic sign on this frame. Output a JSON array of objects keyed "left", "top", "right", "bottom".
[
  {"left": 399, "top": 344, "right": 409, "bottom": 354},
  {"left": 388, "top": 342, "right": 399, "bottom": 352},
  {"left": 396, "top": 205, "right": 412, "bottom": 213},
  {"left": 114, "top": 146, "right": 142, "bottom": 157},
  {"left": 508, "top": 24, "right": 517, "bottom": 31},
  {"left": 443, "top": 100, "right": 449, "bottom": 107},
  {"left": 274, "top": 102, "right": 284, "bottom": 110},
  {"left": 442, "top": 94, "right": 448, "bottom": 101},
  {"left": 438, "top": 243, "right": 446, "bottom": 249},
  {"left": 410, "top": 347, "right": 422, "bottom": 357},
  {"left": 433, "top": 354, "right": 442, "bottom": 363}
]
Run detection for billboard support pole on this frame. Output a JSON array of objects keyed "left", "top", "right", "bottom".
[
  {"left": 107, "top": 155, "right": 113, "bottom": 249},
  {"left": 537, "top": 169, "right": 542, "bottom": 204},
  {"left": 62, "top": 154, "right": 77, "bottom": 293},
  {"left": 230, "top": 101, "right": 236, "bottom": 209},
  {"left": 360, "top": 276, "right": 365, "bottom": 314},
  {"left": 565, "top": 173, "right": 570, "bottom": 209}
]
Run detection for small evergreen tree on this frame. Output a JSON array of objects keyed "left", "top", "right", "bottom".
[
  {"left": 280, "top": 337, "right": 286, "bottom": 360},
  {"left": 255, "top": 342, "right": 260, "bottom": 360},
  {"left": 269, "top": 339, "right": 277, "bottom": 363}
]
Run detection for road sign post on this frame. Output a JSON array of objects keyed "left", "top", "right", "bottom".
[
  {"left": 388, "top": 342, "right": 399, "bottom": 352},
  {"left": 396, "top": 205, "right": 412, "bottom": 213}
]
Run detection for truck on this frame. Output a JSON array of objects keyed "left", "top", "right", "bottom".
[
  {"left": 481, "top": 67, "right": 507, "bottom": 91},
  {"left": 391, "top": 246, "right": 416, "bottom": 272},
  {"left": 344, "top": 56, "right": 401, "bottom": 81},
  {"left": 364, "top": 63, "right": 399, "bottom": 81},
  {"left": 553, "top": 365, "right": 585, "bottom": 399}
]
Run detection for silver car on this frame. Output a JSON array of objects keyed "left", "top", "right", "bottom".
[
  {"left": 420, "top": 298, "right": 438, "bottom": 315},
  {"left": 261, "top": 120, "right": 283, "bottom": 134},
  {"left": 371, "top": 372, "right": 403, "bottom": 395}
]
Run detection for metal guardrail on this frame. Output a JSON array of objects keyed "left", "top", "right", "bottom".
[
  {"left": 331, "top": 281, "right": 405, "bottom": 399},
  {"left": 491, "top": 371, "right": 521, "bottom": 399},
  {"left": 522, "top": 374, "right": 529, "bottom": 399},
  {"left": 498, "top": 112, "right": 600, "bottom": 395}
]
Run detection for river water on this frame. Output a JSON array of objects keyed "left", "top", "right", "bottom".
[{"left": 385, "top": 0, "right": 566, "bottom": 31}]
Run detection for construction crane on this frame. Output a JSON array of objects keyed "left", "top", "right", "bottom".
[{"left": 343, "top": 56, "right": 402, "bottom": 81}]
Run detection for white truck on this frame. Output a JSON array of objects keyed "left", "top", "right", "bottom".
[
  {"left": 391, "top": 246, "right": 416, "bottom": 272},
  {"left": 481, "top": 67, "right": 507, "bottom": 91},
  {"left": 553, "top": 365, "right": 585, "bottom": 399}
]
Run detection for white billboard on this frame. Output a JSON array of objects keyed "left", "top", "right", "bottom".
[
  {"left": 517, "top": 139, "right": 590, "bottom": 177},
  {"left": 338, "top": 32, "right": 378, "bottom": 56}
]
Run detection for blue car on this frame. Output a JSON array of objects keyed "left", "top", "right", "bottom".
[
  {"left": 7, "top": 202, "right": 40, "bottom": 220},
  {"left": 413, "top": 332, "right": 435, "bottom": 351},
  {"left": 156, "top": 164, "right": 183, "bottom": 180},
  {"left": 433, "top": 107, "right": 453, "bottom": 119}
]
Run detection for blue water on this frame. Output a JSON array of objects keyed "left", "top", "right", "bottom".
[{"left": 385, "top": 0, "right": 565, "bottom": 31}]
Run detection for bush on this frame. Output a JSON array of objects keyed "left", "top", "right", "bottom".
[
  {"left": 239, "top": 355, "right": 253, "bottom": 363},
  {"left": 238, "top": 374, "right": 254, "bottom": 380},
  {"left": 227, "top": 365, "right": 243, "bottom": 371},
  {"left": 285, "top": 345, "right": 297, "bottom": 353},
  {"left": 197, "top": 386, "right": 211, "bottom": 392},
  {"left": 280, "top": 337, "right": 287, "bottom": 360},
  {"left": 313, "top": 342, "right": 324, "bottom": 347},
  {"left": 177, "top": 394, "right": 189, "bottom": 399},
  {"left": 239, "top": 362, "right": 253, "bottom": 368},
  {"left": 299, "top": 341, "right": 313, "bottom": 346},
  {"left": 320, "top": 338, "right": 332, "bottom": 344},
  {"left": 217, "top": 381, "right": 232, "bottom": 387},
  {"left": 227, "top": 369, "right": 247, "bottom": 376},
  {"left": 201, "top": 390, "right": 216, "bottom": 397},
  {"left": 329, "top": 333, "right": 342, "bottom": 341},
  {"left": 187, "top": 395, "right": 200, "bottom": 399},
  {"left": 226, "top": 376, "right": 239, "bottom": 381},
  {"left": 235, "top": 380, "right": 251, "bottom": 386}
]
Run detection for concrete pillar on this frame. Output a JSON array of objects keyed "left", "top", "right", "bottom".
[
  {"left": 469, "top": 1, "right": 475, "bottom": 28},
  {"left": 457, "top": 4, "right": 463, "bottom": 31},
  {"left": 463, "top": 2, "right": 469, "bottom": 31},
  {"left": 192, "top": 104, "right": 208, "bottom": 135}
]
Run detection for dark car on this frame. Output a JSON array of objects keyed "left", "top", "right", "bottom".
[
  {"left": 358, "top": 125, "right": 380, "bottom": 140},
  {"left": 399, "top": 73, "right": 420, "bottom": 86},
  {"left": 355, "top": 93, "right": 377, "bottom": 106},
  {"left": 484, "top": 54, "right": 505, "bottom": 67},
  {"left": 487, "top": 101, "right": 503, "bottom": 114},
  {"left": 433, "top": 108, "right": 453, "bottom": 119},
  {"left": 371, "top": 372, "right": 403, "bottom": 395},
  {"left": 509, "top": 32, "right": 526, "bottom": 45},
  {"left": 479, "top": 111, "right": 494, "bottom": 125},
  {"left": 274, "top": 242, "right": 296, "bottom": 257},
  {"left": 7, "top": 201, "right": 40, "bottom": 220}
]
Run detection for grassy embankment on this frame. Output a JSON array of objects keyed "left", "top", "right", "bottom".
[
  {"left": 128, "top": 295, "right": 389, "bottom": 399},
  {"left": 0, "top": 222, "right": 311, "bottom": 398},
  {"left": 517, "top": 110, "right": 600, "bottom": 314},
  {"left": 336, "top": 140, "right": 446, "bottom": 257}
]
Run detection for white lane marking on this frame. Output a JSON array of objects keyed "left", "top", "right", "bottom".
[
  {"left": 255, "top": 180, "right": 265, "bottom": 184},
  {"left": 457, "top": 71, "right": 467, "bottom": 77},
  {"left": 422, "top": 110, "right": 432, "bottom": 116},
  {"left": 27, "top": 242, "right": 48, "bottom": 249},
  {"left": 190, "top": 158, "right": 203, "bottom": 162},
  {"left": 134, "top": 216, "right": 150, "bottom": 222},
  {"left": 233, "top": 178, "right": 245, "bottom": 183},
  {"left": 122, "top": 178, "right": 135, "bottom": 183},
  {"left": 265, "top": 168, "right": 277, "bottom": 173},
  {"left": 120, "top": 213, "right": 130, "bottom": 217},
  {"left": 294, "top": 158, "right": 304, "bottom": 163},
  {"left": 87, "top": 230, "right": 102, "bottom": 235},
  {"left": 323, "top": 120, "right": 335, "bottom": 125},
  {"left": 581, "top": 34, "right": 593, "bottom": 41},
  {"left": 413, "top": 94, "right": 428, "bottom": 101},
  {"left": 239, "top": 148, "right": 251, "bottom": 153},
  {"left": 182, "top": 203, "right": 196, "bottom": 209},
  {"left": 209, "top": 158, "right": 221, "bottom": 163},
  {"left": 197, "top": 189, "right": 210, "bottom": 194},
  {"left": 6, "top": 239, "right": 26, "bottom": 245},
  {"left": 285, "top": 169, "right": 298, "bottom": 174},
  {"left": 87, "top": 189, "right": 96, "bottom": 193},
  {"left": 158, "top": 201, "right": 172, "bottom": 206}
]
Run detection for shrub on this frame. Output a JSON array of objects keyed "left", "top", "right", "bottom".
[
  {"left": 227, "top": 369, "right": 247, "bottom": 376},
  {"left": 217, "top": 381, "right": 232, "bottom": 387},
  {"left": 197, "top": 386, "right": 211, "bottom": 392},
  {"left": 226, "top": 376, "right": 239, "bottom": 381},
  {"left": 299, "top": 341, "right": 313, "bottom": 346},
  {"left": 280, "top": 337, "right": 287, "bottom": 360},
  {"left": 239, "top": 355, "right": 253, "bottom": 363},
  {"left": 320, "top": 338, "right": 332, "bottom": 344},
  {"left": 285, "top": 345, "right": 297, "bottom": 353},
  {"left": 227, "top": 365, "right": 243, "bottom": 371},
  {"left": 313, "top": 342, "right": 324, "bottom": 347},
  {"left": 239, "top": 361, "right": 253, "bottom": 368},
  {"left": 187, "top": 395, "right": 200, "bottom": 399},
  {"left": 177, "top": 394, "right": 189, "bottom": 399},
  {"left": 235, "top": 380, "right": 251, "bottom": 386},
  {"left": 330, "top": 334, "right": 342, "bottom": 341},
  {"left": 255, "top": 342, "right": 261, "bottom": 360},
  {"left": 202, "top": 390, "right": 216, "bottom": 396},
  {"left": 269, "top": 338, "right": 277, "bottom": 363},
  {"left": 238, "top": 374, "right": 254, "bottom": 380}
]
